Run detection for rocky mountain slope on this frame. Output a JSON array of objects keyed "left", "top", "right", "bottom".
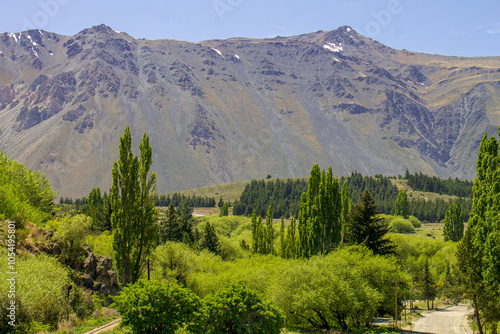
[{"left": 0, "top": 24, "right": 499, "bottom": 197}]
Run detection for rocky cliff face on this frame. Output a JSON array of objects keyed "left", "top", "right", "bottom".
[{"left": 0, "top": 25, "right": 499, "bottom": 197}]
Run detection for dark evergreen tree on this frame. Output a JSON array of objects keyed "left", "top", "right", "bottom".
[
  {"left": 422, "top": 258, "right": 437, "bottom": 310},
  {"left": 200, "top": 222, "right": 221, "bottom": 255},
  {"left": 344, "top": 190, "right": 395, "bottom": 256},
  {"left": 177, "top": 198, "right": 193, "bottom": 242},
  {"left": 158, "top": 203, "right": 182, "bottom": 243}
]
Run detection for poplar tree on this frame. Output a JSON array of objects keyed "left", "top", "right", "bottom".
[
  {"left": 279, "top": 216, "right": 285, "bottom": 258},
  {"left": 394, "top": 189, "right": 409, "bottom": 218},
  {"left": 284, "top": 216, "right": 297, "bottom": 259},
  {"left": 454, "top": 129, "right": 500, "bottom": 332},
  {"left": 219, "top": 201, "right": 229, "bottom": 217},
  {"left": 265, "top": 205, "right": 275, "bottom": 254},
  {"left": 111, "top": 127, "right": 157, "bottom": 286},
  {"left": 298, "top": 164, "right": 342, "bottom": 257},
  {"left": 443, "top": 199, "right": 463, "bottom": 242}
]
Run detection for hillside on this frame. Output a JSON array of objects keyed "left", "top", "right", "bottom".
[{"left": 0, "top": 25, "right": 499, "bottom": 197}]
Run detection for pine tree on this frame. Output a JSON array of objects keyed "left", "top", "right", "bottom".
[
  {"left": 158, "top": 203, "right": 182, "bottom": 243},
  {"left": 344, "top": 190, "right": 395, "bottom": 256},
  {"left": 394, "top": 189, "right": 409, "bottom": 218},
  {"left": 422, "top": 258, "right": 437, "bottom": 310},
  {"left": 177, "top": 198, "right": 193, "bottom": 242},
  {"left": 443, "top": 199, "right": 463, "bottom": 242},
  {"left": 200, "top": 222, "right": 221, "bottom": 255},
  {"left": 111, "top": 127, "right": 157, "bottom": 286}
]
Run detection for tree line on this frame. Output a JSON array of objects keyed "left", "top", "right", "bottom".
[{"left": 405, "top": 170, "right": 473, "bottom": 197}]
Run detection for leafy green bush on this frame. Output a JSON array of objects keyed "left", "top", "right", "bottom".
[
  {"left": 54, "top": 214, "right": 92, "bottom": 266},
  {"left": 197, "top": 282, "right": 283, "bottom": 334},
  {"left": 408, "top": 215, "right": 422, "bottom": 228},
  {"left": 389, "top": 218, "right": 415, "bottom": 233},
  {"left": 0, "top": 254, "right": 74, "bottom": 331},
  {"left": 0, "top": 152, "right": 55, "bottom": 225},
  {"left": 113, "top": 279, "right": 199, "bottom": 333}
]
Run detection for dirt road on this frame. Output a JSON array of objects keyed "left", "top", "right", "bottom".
[{"left": 411, "top": 305, "right": 473, "bottom": 334}]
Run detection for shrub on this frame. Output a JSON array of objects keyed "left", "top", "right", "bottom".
[
  {"left": 113, "top": 279, "right": 199, "bottom": 334},
  {"left": 408, "top": 215, "right": 422, "bottom": 228},
  {"left": 389, "top": 218, "right": 415, "bottom": 233},
  {"left": 0, "top": 254, "right": 73, "bottom": 331},
  {"left": 197, "top": 282, "right": 284, "bottom": 334},
  {"left": 54, "top": 214, "right": 92, "bottom": 266}
]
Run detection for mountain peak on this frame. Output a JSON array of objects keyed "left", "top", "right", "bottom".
[{"left": 77, "top": 24, "right": 125, "bottom": 36}]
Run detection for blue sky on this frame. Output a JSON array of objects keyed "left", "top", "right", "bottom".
[{"left": 0, "top": 0, "right": 499, "bottom": 57}]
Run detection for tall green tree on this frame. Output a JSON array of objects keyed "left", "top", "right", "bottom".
[
  {"left": 344, "top": 190, "right": 395, "bottom": 256},
  {"left": 177, "top": 198, "right": 194, "bottom": 243},
  {"left": 394, "top": 189, "right": 409, "bottom": 219},
  {"left": 158, "top": 203, "right": 182, "bottom": 243},
  {"left": 298, "top": 164, "right": 342, "bottom": 257},
  {"left": 443, "top": 199, "right": 463, "bottom": 242},
  {"left": 454, "top": 129, "right": 500, "bottom": 333},
  {"left": 422, "top": 258, "right": 437, "bottom": 310},
  {"left": 284, "top": 216, "right": 297, "bottom": 259},
  {"left": 265, "top": 205, "right": 275, "bottom": 254},
  {"left": 219, "top": 201, "right": 229, "bottom": 217},
  {"left": 111, "top": 127, "right": 157, "bottom": 286},
  {"left": 200, "top": 222, "right": 221, "bottom": 255}
]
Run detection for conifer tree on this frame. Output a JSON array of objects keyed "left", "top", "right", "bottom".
[
  {"left": 111, "top": 127, "right": 157, "bottom": 285},
  {"left": 158, "top": 203, "right": 182, "bottom": 243},
  {"left": 394, "top": 189, "right": 409, "bottom": 218},
  {"left": 344, "top": 190, "right": 395, "bottom": 256},
  {"left": 422, "top": 258, "right": 437, "bottom": 310},
  {"left": 200, "top": 222, "right": 221, "bottom": 255},
  {"left": 443, "top": 199, "right": 463, "bottom": 242}
]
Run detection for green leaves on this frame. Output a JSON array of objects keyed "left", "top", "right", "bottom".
[
  {"left": 443, "top": 199, "right": 463, "bottom": 242},
  {"left": 197, "top": 283, "right": 284, "bottom": 334},
  {"left": 114, "top": 279, "right": 199, "bottom": 334},
  {"left": 111, "top": 127, "right": 158, "bottom": 285},
  {"left": 0, "top": 152, "right": 55, "bottom": 225}
]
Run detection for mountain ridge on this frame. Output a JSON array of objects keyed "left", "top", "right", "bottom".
[{"left": 0, "top": 24, "right": 499, "bottom": 197}]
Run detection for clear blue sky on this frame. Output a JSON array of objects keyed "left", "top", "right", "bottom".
[{"left": 0, "top": 0, "right": 499, "bottom": 57}]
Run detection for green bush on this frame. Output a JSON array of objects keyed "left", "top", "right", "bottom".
[
  {"left": 408, "top": 215, "right": 422, "bottom": 228},
  {"left": 54, "top": 214, "right": 92, "bottom": 266},
  {"left": 389, "top": 218, "right": 415, "bottom": 233},
  {"left": 0, "top": 254, "right": 74, "bottom": 331},
  {"left": 0, "top": 152, "right": 55, "bottom": 225},
  {"left": 114, "top": 279, "right": 199, "bottom": 334},
  {"left": 197, "top": 282, "right": 284, "bottom": 334}
]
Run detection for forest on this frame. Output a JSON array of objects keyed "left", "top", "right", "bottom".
[{"left": 0, "top": 127, "right": 499, "bottom": 334}]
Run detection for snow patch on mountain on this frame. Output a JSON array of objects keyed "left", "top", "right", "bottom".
[{"left": 323, "top": 43, "right": 343, "bottom": 53}]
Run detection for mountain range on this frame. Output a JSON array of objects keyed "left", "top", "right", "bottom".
[{"left": 0, "top": 24, "right": 499, "bottom": 198}]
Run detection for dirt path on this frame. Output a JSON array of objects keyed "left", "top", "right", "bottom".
[
  {"left": 84, "top": 318, "right": 121, "bottom": 334},
  {"left": 411, "top": 305, "right": 473, "bottom": 334}
]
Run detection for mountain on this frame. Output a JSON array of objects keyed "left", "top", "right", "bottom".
[{"left": 0, "top": 24, "right": 499, "bottom": 198}]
